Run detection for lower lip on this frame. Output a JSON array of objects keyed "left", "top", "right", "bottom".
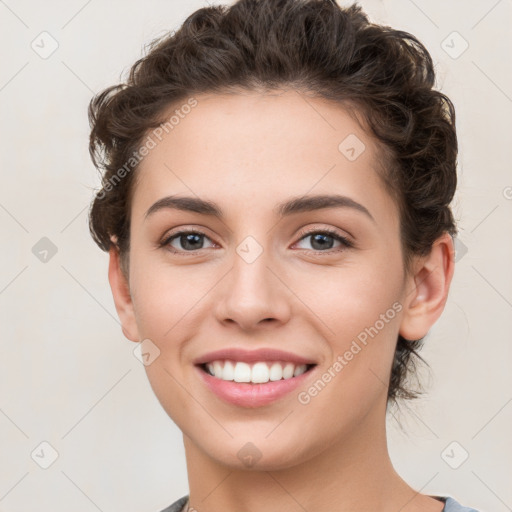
[{"left": 195, "top": 365, "right": 315, "bottom": 408}]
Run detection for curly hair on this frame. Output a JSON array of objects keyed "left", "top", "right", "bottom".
[{"left": 87, "top": 0, "right": 458, "bottom": 405}]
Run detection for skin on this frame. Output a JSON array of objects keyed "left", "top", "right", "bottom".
[{"left": 108, "top": 89, "right": 454, "bottom": 512}]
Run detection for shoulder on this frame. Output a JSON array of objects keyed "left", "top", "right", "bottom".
[
  {"left": 158, "top": 495, "right": 189, "bottom": 512},
  {"left": 442, "top": 496, "right": 481, "bottom": 512}
]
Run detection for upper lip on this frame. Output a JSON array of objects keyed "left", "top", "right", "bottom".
[{"left": 193, "top": 348, "right": 317, "bottom": 366}]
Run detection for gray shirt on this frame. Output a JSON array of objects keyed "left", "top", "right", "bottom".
[{"left": 159, "top": 495, "right": 481, "bottom": 511}]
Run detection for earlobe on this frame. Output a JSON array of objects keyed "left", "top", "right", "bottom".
[
  {"left": 399, "top": 233, "right": 455, "bottom": 341},
  {"left": 108, "top": 240, "right": 140, "bottom": 343}
]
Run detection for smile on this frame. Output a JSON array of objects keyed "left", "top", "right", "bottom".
[
  {"left": 201, "top": 359, "right": 316, "bottom": 384},
  {"left": 194, "top": 347, "right": 318, "bottom": 407}
]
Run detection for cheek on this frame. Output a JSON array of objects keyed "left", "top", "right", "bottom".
[
  {"left": 291, "top": 257, "right": 403, "bottom": 336},
  {"left": 129, "top": 255, "right": 207, "bottom": 339},
  {"left": 129, "top": 260, "right": 203, "bottom": 427},
  {"left": 291, "top": 260, "right": 402, "bottom": 397}
]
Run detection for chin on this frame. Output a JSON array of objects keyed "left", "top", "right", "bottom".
[{"left": 197, "top": 434, "right": 316, "bottom": 472}]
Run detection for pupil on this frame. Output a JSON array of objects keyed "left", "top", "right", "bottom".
[
  {"left": 311, "top": 233, "right": 333, "bottom": 250},
  {"left": 182, "top": 233, "right": 202, "bottom": 250}
]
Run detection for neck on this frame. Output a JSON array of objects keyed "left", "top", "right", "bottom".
[{"left": 182, "top": 399, "right": 442, "bottom": 512}]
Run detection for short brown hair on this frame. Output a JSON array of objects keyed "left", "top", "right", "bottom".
[{"left": 88, "top": 0, "right": 458, "bottom": 405}]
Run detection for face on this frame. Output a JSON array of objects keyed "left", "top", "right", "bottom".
[{"left": 115, "top": 89, "right": 418, "bottom": 469}]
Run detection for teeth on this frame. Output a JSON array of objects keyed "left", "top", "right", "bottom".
[
  {"left": 204, "top": 360, "right": 309, "bottom": 384},
  {"left": 293, "top": 364, "right": 307, "bottom": 377},
  {"left": 234, "top": 362, "right": 251, "bottom": 382},
  {"left": 269, "top": 362, "right": 283, "bottom": 381},
  {"left": 282, "top": 362, "right": 294, "bottom": 379},
  {"left": 222, "top": 360, "right": 235, "bottom": 380},
  {"left": 251, "top": 362, "right": 270, "bottom": 383}
]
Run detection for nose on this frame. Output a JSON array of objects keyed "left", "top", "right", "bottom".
[{"left": 213, "top": 246, "right": 292, "bottom": 332}]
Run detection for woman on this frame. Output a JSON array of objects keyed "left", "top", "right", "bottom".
[{"left": 87, "top": 0, "right": 479, "bottom": 510}]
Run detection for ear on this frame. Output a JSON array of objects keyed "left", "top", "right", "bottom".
[
  {"left": 399, "top": 232, "right": 455, "bottom": 341},
  {"left": 108, "top": 238, "right": 140, "bottom": 342}
]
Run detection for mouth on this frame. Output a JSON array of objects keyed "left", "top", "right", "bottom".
[
  {"left": 193, "top": 347, "right": 319, "bottom": 407},
  {"left": 195, "top": 358, "right": 318, "bottom": 408},
  {"left": 198, "top": 359, "right": 317, "bottom": 384}
]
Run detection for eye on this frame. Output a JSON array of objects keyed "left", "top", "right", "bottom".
[
  {"left": 293, "top": 228, "right": 353, "bottom": 253},
  {"left": 160, "top": 230, "right": 215, "bottom": 253},
  {"left": 160, "top": 227, "right": 353, "bottom": 255}
]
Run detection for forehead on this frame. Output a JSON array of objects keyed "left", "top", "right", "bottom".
[{"left": 131, "top": 89, "right": 397, "bottom": 228}]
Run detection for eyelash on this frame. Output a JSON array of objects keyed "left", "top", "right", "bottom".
[{"left": 159, "top": 227, "right": 353, "bottom": 255}]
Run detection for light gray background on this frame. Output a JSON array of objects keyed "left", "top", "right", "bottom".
[{"left": 0, "top": 0, "right": 511, "bottom": 511}]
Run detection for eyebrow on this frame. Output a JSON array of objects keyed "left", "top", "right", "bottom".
[{"left": 144, "top": 194, "right": 375, "bottom": 222}]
